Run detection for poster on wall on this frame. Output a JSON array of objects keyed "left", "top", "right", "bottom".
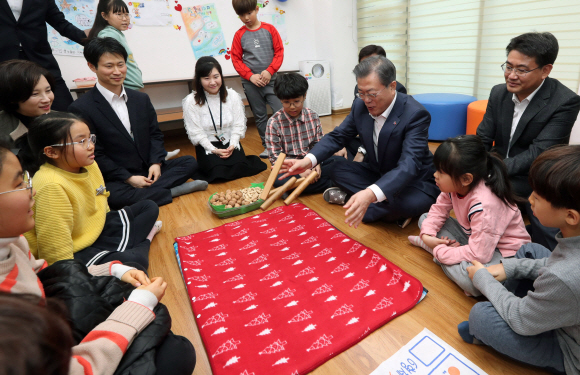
[
  {"left": 47, "top": 0, "right": 96, "bottom": 56},
  {"left": 258, "top": 9, "right": 287, "bottom": 43},
  {"left": 180, "top": 3, "right": 227, "bottom": 59},
  {"left": 125, "top": 0, "right": 173, "bottom": 26}
]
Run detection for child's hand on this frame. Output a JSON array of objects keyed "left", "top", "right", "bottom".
[
  {"left": 420, "top": 234, "right": 456, "bottom": 249},
  {"left": 121, "top": 269, "right": 151, "bottom": 287},
  {"left": 137, "top": 277, "right": 167, "bottom": 301},
  {"left": 334, "top": 147, "right": 348, "bottom": 159},
  {"left": 467, "top": 260, "right": 487, "bottom": 280},
  {"left": 486, "top": 263, "right": 507, "bottom": 282},
  {"left": 126, "top": 175, "right": 153, "bottom": 188},
  {"left": 250, "top": 74, "right": 266, "bottom": 87},
  {"left": 313, "top": 165, "right": 321, "bottom": 182},
  {"left": 260, "top": 70, "right": 272, "bottom": 84}
]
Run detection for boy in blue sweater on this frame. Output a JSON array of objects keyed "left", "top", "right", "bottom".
[{"left": 459, "top": 145, "right": 580, "bottom": 375}]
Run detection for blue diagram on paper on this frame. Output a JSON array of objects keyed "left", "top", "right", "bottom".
[
  {"left": 409, "top": 335, "right": 446, "bottom": 366},
  {"left": 428, "top": 353, "right": 482, "bottom": 375}
]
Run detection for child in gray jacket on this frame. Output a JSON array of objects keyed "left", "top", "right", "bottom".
[{"left": 459, "top": 144, "right": 580, "bottom": 375}]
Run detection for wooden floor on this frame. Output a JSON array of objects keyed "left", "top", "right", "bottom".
[{"left": 152, "top": 114, "right": 548, "bottom": 375}]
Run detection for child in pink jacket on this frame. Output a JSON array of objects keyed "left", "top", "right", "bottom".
[{"left": 409, "top": 135, "right": 530, "bottom": 296}]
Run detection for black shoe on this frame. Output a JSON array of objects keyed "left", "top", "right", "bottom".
[
  {"left": 323, "top": 187, "right": 347, "bottom": 205},
  {"left": 397, "top": 217, "right": 412, "bottom": 229}
]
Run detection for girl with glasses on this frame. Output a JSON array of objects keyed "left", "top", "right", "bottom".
[
  {"left": 88, "top": 0, "right": 143, "bottom": 91},
  {"left": 0, "top": 142, "right": 196, "bottom": 375},
  {"left": 24, "top": 111, "right": 162, "bottom": 271}
]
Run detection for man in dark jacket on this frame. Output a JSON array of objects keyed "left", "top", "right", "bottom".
[{"left": 477, "top": 32, "right": 580, "bottom": 250}]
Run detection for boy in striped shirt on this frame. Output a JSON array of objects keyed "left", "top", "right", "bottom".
[{"left": 265, "top": 73, "right": 342, "bottom": 195}]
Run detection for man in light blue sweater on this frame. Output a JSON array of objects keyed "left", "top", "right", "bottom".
[{"left": 459, "top": 145, "right": 580, "bottom": 375}]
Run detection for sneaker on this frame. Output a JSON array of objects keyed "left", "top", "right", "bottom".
[
  {"left": 397, "top": 217, "right": 412, "bottom": 229},
  {"left": 165, "top": 149, "right": 180, "bottom": 160},
  {"left": 259, "top": 149, "right": 268, "bottom": 159},
  {"left": 323, "top": 187, "right": 348, "bottom": 205}
]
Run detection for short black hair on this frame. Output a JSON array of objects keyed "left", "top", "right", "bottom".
[
  {"left": 529, "top": 145, "right": 580, "bottom": 212},
  {"left": 506, "top": 32, "right": 559, "bottom": 67},
  {"left": 273, "top": 73, "right": 309, "bottom": 100},
  {"left": 232, "top": 0, "right": 257, "bottom": 15},
  {"left": 0, "top": 137, "right": 12, "bottom": 176},
  {"left": 358, "top": 45, "right": 386, "bottom": 63},
  {"left": 83, "top": 37, "right": 128, "bottom": 67},
  {"left": 0, "top": 60, "right": 56, "bottom": 114}
]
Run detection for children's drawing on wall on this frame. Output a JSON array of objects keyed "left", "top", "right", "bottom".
[
  {"left": 125, "top": 0, "right": 173, "bottom": 26},
  {"left": 258, "top": 8, "right": 288, "bottom": 44},
  {"left": 47, "top": 0, "right": 96, "bottom": 56},
  {"left": 180, "top": 3, "right": 227, "bottom": 59}
]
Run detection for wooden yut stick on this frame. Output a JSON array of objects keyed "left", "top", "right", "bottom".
[
  {"left": 284, "top": 170, "right": 318, "bottom": 205},
  {"left": 260, "top": 177, "right": 296, "bottom": 211},
  {"left": 260, "top": 152, "right": 286, "bottom": 200},
  {"left": 268, "top": 177, "right": 305, "bottom": 197}
]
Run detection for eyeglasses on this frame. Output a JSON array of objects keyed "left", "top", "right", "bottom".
[
  {"left": 501, "top": 63, "right": 541, "bottom": 77},
  {"left": 356, "top": 85, "right": 388, "bottom": 100},
  {"left": 0, "top": 171, "right": 32, "bottom": 198},
  {"left": 114, "top": 13, "right": 131, "bottom": 20},
  {"left": 281, "top": 99, "right": 304, "bottom": 108},
  {"left": 49, "top": 134, "right": 97, "bottom": 150}
]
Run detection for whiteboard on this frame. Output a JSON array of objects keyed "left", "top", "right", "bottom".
[{"left": 56, "top": 0, "right": 319, "bottom": 86}]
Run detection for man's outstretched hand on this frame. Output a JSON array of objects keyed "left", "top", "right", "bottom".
[{"left": 278, "top": 158, "right": 313, "bottom": 180}]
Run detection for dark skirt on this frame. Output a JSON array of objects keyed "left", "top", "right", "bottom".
[{"left": 195, "top": 142, "right": 267, "bottom": 183}]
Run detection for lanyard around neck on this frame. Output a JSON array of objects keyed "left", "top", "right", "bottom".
[{"left": 207, "top": 96, "right": 222, "bottom": 134}]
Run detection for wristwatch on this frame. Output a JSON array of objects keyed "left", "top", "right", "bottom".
[{"left": 357, "top": 146, "right": 367, "bottom": 156}]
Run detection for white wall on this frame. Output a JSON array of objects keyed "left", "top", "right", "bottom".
[{"left": 53, "top": 1, "right": 358, "bottom": 112}]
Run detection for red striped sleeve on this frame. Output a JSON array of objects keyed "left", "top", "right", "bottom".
[
  {"left": 72, "top": 355, "right": 93, "bottom": 375},
  {"left": 0, "top": 264, "right": 19, "bottom": 293},
  {"left": 81, "top": 330, "right": 129, "bottom": 354},
  {"left": 263, "top": 23, "right": 284, "bottom": 75}
]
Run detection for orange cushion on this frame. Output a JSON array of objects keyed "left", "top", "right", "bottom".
[{"left": 466, "top": 100, "right": 488, "bottom": 135}]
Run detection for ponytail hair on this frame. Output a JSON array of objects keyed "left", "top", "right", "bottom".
[
  {"left": 27, "top": 112, "right": 83, "bottom": 168},
  {"left": 433, "top": 135, "right": 519, "bottom": 206}
]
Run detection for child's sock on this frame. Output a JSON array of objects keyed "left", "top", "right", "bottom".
[
  {"left": 408, "top": 235, "right": 433, "bottom": 254},
  {"left": 171, "top": 180, "right": 208, "bottom": 198},
  {"left": 457, "top": 321, "right": 483, "bottom": 345},
  {"left": 147, "top": 221, "right": 162, "bottom": 242}
]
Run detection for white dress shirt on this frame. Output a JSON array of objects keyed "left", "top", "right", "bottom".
[
  {"left": 507, "top": 80, "right": 544, "bottom": 157},
  {"left": 96, "top": 82, "right": 132, "bottom": 137},
  {"left": 305, "top": 93, "right": 397, "bottom": 203},
  {"left": 7, "top": 0, "right": 23, "bottom": 21}
]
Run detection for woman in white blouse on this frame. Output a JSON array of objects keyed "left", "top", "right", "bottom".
[{"left": 183, "top": 57, "right": 266, "bottom": 182}]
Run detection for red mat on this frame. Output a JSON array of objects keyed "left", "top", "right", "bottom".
[{"left": 175, "top": 203, "right": 423, "bottom": 375}]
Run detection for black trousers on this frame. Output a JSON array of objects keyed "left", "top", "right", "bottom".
[
  {"left": 106, "top": 156, "right": 198, "bottom": 210},
  {"left": 73, "top": 200, "right": 159, "bottom": 271},
  {"left": 331, "top": 161, "right": 436, "bottom": 223},
  {"left": 511, "top": 175, "right": 559, "bottom": 251},
  {"left": 155, "top": 332, "right": 197, "bottom": 375}
]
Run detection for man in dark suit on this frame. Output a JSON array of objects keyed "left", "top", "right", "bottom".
[
  {"left": 69, "top": 37, "right": 207, "bottom": 210},
  {"left": 477, "top": 32, "right": 580, "bottom": 250},
  {"left": 341, "top": 44, "right": 408, "bottom": 162},
  {"left": 0, "top": 0, "right": 87, "bottom": 111},
  {"left": 280, "top": 56, "right": 439, "bottom": 228}
]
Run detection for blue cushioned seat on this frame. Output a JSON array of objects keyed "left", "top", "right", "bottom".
[{"left": 413, "top": 93, "right": 477, "bottom": 141}]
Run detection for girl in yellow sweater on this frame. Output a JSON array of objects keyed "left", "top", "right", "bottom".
[{"left": 24, "top": 112, "right": 161, "bottom": 270}]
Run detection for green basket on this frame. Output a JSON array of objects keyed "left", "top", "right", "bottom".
[{"left": 208, "top": 182, "right": 265, "bottom": 219}]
